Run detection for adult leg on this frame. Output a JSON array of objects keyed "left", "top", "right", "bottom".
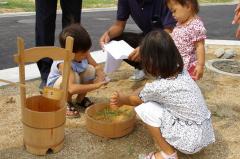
[
  {"left": 35, "top": 0, "right": 57, "bottom": 87},
  {"left": 146, "top": 125, "right": 177, "bottom": 159},
  {"left": 60, "top": 0, "right": 82, "bottom": 28}
]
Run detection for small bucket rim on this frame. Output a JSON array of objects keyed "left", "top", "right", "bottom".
[{"left": 85, "top": 103, "right": 136, "bottom": 125}]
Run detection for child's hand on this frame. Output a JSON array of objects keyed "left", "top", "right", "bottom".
[
  {"left": 193, "top": 65, "right": 204, "bottom": 80},
  {"left": 95, "top": 81, "right": 108, "bottom": 88},
  {"left": 110, "top": 91, "right": 121, "bottom": 109}
]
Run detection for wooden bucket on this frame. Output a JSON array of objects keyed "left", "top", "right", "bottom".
[
  {"left": 85, "top": 103, "right": 136, "bottom": 138},
  {"left": 22, "top": 95, "right": 65, "bottom": 155},
  {"left": 42, "top": 87, "right": 63, "bottom": 100}
]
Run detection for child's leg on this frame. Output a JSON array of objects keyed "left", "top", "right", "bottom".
[
  {"left": 53, "top": 76, "right": 73, "bottom": 102},
  {"left": 135, "top": 102, "right": 178, "bottom": 158},
  {"left": 80, "top": 65, "right": 96, "bottom": 84},
  {"left": 53, "top": 76, "right": 79, "bottom": 118},
  {"left": 75, "top": 65, "right": 95, "bottom": 107},
  {"left": 146, "top": 125, "right": 176, "bottom": 159},
  {"left": 73, "top": 72, "right": 86, "bottom": 102},
  {"left": 76, "top": 93, "right": 86, "bottom": 102}
]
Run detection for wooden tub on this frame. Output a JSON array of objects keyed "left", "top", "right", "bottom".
[
  {"left": 85, "top": 103, "right": 136, "bottom": 138},
  {"left": 22, "top": 95, "right": 65, "bottom": 155}
]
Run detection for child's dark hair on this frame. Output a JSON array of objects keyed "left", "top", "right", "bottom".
[
  {"left": 59, "top": 23, "right": 92, "bottom": 53},
  {"left": 140, "top": 30, "right": 183, "bottom": 78},
  {"left": 167, "top": 0, "right": 199, "bottom": 14}
]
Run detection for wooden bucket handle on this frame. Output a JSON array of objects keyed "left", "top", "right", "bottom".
[{"left": 0, "top": 79, "right": 26, "bottom": 88}]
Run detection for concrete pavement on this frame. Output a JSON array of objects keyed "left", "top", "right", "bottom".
[{"left": 0, "top": 4, "right": 240, "bottom": 86}]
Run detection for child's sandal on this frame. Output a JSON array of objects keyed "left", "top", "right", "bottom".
[
  {"left": 76, "top": 97, "right": 94, "bottom": 108},
  {"left": 143, "top": 152, "right": 156, "bottom": 159},
  {"left": 160, "top": 151, "right": 178, "bottom": 159},
  {"left": 66, "top": 102, "right": 80, "bottom": 118},
  {"left": 143, "top": 151, "right": 178, "bottom": 159}
]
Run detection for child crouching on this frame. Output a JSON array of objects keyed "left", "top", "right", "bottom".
[
  {"left": 47, "top": 24, "right": 107, "bottom": 118},
  {"left": 110, "top": 30, "right": 215, "bottom": 159}
]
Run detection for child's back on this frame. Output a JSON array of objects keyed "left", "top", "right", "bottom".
[
  {"left": 111, "top": 30, "right": 215, "bottom": 158},
  {"left": 140, "top": 69, "right": 210, "bottom": 124},
  {"left": 138, "top": 69, "right": 215, "bottom": 154}
]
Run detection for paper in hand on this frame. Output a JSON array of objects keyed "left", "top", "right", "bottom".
[
  {"left": 103, "top": 40, "right": 134, "bottom": 60},
  {"left": 103, "top": 40, "right": 134, "bottom": 73}
]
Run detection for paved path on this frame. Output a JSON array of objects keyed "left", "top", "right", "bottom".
[{"left": 0, "top": 4, "right": 238, "bottom": 70}]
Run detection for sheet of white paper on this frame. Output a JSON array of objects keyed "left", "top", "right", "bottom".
[
  {"left": 103, "top": 40, "right": 134, "bottom": 60},
  {"left": 103, "top": 40, "right": 134, "bottom": 73},
  {"left": 104, "top": 52, "right": 122, "bottom": 73}
]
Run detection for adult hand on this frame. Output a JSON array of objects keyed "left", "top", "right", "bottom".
[
  {"left": 128, "top": 47, "right": 141, "bottom": 62},
  {"left": 232, "top": 4, "right": 240, "bottom": 38},
  {"left": 235, "top": 26, "right": 240, "bottom": 39},
  {"left": 232, "top": 4, "right": 240, "bottom": 24},
  {"left": 99, "top": 31, "right": 110, "bottom": 49}
]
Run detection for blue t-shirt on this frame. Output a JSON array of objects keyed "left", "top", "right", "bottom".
[
  {"left": 46, "top": 59, "right": 89, "bottom": 87},
  {"left": 117, "top": 0, "right": 176, "bottom": 34}
]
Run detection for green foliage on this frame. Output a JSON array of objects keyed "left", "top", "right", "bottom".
[
  {"left": 83, "top": 0, "right": 117, "bottom": 8},
  {"left": 0, "top": 0, "right": 234, "bottom": 12},
  {"left": 199, "top": 0, "right": 232, "bottom": 3},
  {"left": 0, "top": 0, "right": 35, "bottom": 12}
]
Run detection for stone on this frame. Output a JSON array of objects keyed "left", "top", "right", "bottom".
[
  {"left": 221, "top": 49, "right": 236, "bottom": 59},
  {"left": 214, "top": 48, "right": 225, "bottom": 58}
]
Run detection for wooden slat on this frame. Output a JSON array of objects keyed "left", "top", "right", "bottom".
[
  {"left": 61, "top": 36, "right": 74, "bottom": 107},
  {"left": 0, "top": 79, "right": 26, "bottom": 88},
  {"left": 15, "top": 36, "right": 74, "bottom": 109},
  {"left": 14, "top": 47, "right": 74, "bottom": 63},
  {"left": 17, "top": 37, "right": 26, "bottom": 108}
]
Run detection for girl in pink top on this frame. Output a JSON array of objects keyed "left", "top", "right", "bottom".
[{"left": 167, "top": 0, "right": 206, "bottom": 80}]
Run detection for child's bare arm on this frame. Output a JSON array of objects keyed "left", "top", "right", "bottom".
[
  {"left": 194, "top": 40, "right": 205, "bottom": 80},
  {"left": 164, "top": 27, "right": 174, "bottom": 33},
  {"left": 58, "top": 63, "right": 106, "bottom": 95},
  {"left": 86, "top": 52, "right": 97, "bottom": 67},
  {"left": 86, "top": 53, "right": 106, "bottom": 82},
  {"left": 110, "top": 91, "right": 143, "bottom": 109}
]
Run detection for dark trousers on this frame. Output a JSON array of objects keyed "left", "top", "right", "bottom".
[
  {"left": 113, "top": 32, "right": 144, "bottom": 70},
  {"left": 35, "top": 0, "right": 82, "bottom": 82}
]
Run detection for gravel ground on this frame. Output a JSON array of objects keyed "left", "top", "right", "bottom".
[{"left": 0, "top": 45, "right": 240, "bottom": 159}]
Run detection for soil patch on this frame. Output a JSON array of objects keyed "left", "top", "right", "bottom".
[{"left": 0, "top": 44, "right": 240, "bottom": 158}]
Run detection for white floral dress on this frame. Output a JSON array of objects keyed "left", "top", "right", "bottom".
[{"left": 135, "top": 70, "right": 215, "bottom": 154}]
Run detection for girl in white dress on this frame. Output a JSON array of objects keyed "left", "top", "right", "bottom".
[{"left": 110, "top": 30, "right": 215, "bottom": 159}]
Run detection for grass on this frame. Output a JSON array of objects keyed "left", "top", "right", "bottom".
[
  {"left": 0, "top": 0, "right": 34, "bottom": 12},
  {"left": 199, "top": 0, "right": 233, "bottom": 3},
  {"left": 0, "top": 0, "right": 117, "bottom": 13},
  {"left": 0, "top": 0, "right": 234, "bottom": 13},
  {"left": 83, "top": 0, "right": 117, "bottom": 8}
]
